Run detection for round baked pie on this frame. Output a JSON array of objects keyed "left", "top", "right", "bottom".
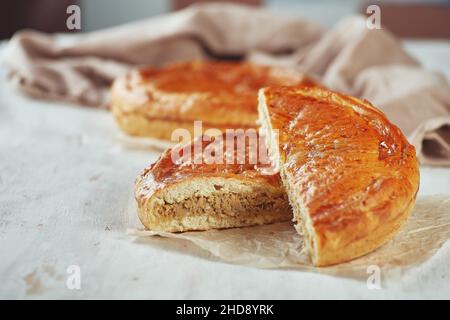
[
  {"left": 111, "top": 61, "right": 311, "bottom": 140},
  {"left": 258, "top": 85, "right": 420, "bottom": 266},
  {"left": 133, "top": 79, "right": 419, "bottom": 266}
]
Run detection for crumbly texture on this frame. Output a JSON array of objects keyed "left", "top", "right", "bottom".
[
  {"left": 134, "top": 134, "right": 292, "bottom": 232},
  {"left": 258, "top": 86, "right": 420, "bottom": 266},
  {"left": 137, "top": 178, "right": 291, "bottom": 232}
]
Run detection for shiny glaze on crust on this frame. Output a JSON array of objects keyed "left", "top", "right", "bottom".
[
  {"left": 136, "top": 133, "right": 283, "bottom": 202},
  {"left": 138, "top": 61, "right": 311, "bottom": 98},
  {"left": 263, "top": 86, "right": 419, "bottom": 242},
  {"left": 114, "top": 61, "right": 312, "bottom": 127}
]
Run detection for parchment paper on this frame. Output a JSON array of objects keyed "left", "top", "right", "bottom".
[{"left": 129, "top": 195, "right": 450, "bottom": 281}]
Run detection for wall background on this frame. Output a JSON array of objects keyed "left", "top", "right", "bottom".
[{"left": 1, "top": 0, "right": 449, "bottom": 39}]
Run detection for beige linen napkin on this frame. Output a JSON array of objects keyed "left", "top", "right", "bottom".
[
  {"left": 129, "top": 195, "right": 450, "bottom": 281},
  {"left": 2, "top": 3, "right": 450, "bottom": 165}
]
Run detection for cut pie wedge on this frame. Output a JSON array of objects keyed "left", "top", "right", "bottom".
[
  {"left": 135, "top": 133, "right": 291, "bottom": 232},
  {"left": 258, "top": 85, "right": 419, "bottom": 266}
]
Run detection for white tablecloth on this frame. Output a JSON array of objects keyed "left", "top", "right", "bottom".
[{"left": 0, "top": 40, "right": 449, "bottom": 299}]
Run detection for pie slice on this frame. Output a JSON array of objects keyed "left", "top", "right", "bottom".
[
  {"left": 111, "top": 61, "right": 312, "bottom": 140},
  {"left": 135, "top": 133, "right": 291, "bottom": 232},
  {"left": 258, "top": 85, "right": 419, "bottom": 266}
]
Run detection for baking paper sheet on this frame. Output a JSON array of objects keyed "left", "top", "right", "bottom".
[{"left": 129, "top": 195, "right": 450, "bottom": 280}]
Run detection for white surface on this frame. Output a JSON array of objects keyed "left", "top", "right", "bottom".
[{"left": 1, "top": 40, "right": 450, "bottom": 299}]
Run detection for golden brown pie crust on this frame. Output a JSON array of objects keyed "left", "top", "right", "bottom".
[
  {"left": 111, "top": 61, "right": 311, "bottom": 140},
  {"left": 259, "top": 85, "right": 420, "bottom": 266},
  {"left": 135, "top": 133, "right": 291, "bottom": 232}
]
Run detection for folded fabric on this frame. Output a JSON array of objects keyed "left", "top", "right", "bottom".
[{"left": 1, "top": 3, "right": 449, "bottom": 165}]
